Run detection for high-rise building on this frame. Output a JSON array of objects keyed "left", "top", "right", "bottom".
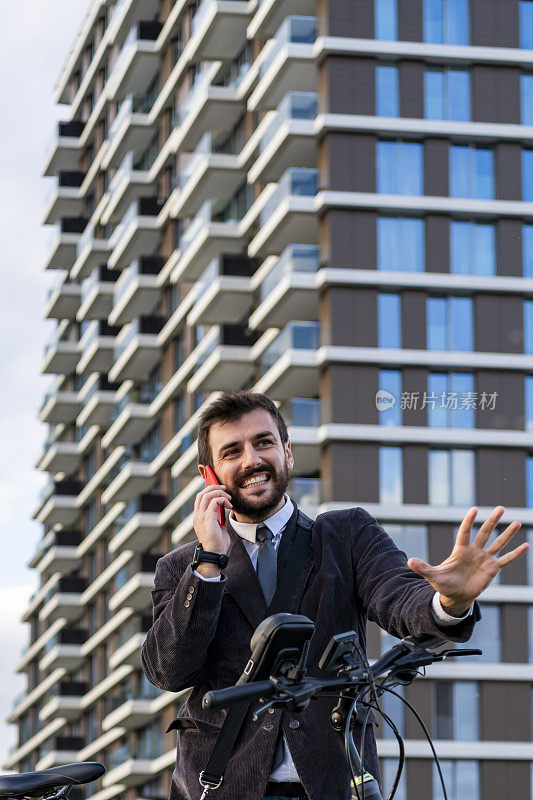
[{"left": 7, "top": 0, "right": 533, "bottom": 798}]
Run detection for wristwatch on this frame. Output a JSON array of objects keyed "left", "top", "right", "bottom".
[{"left": 191, "top": 543, "right": 229, "bottom": 570}]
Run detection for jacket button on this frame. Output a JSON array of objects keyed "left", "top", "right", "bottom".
[
  {"left": 186, "top": 593, "right": 193, "bottom": 600},
  {"left": 268, "top": 708, "right": 275, "bottom": 714},
  {"left": 289, "top": 720, "right": 300, "bottom": 729},
  {"left": 263, "top": 723, "right": 274, "bottom": 731},
  {"left": 184, "top": 601, "right": 190, "bottom": 608},
  {"left": 188, "top": 586, "right": 195, "bottom": 593}
]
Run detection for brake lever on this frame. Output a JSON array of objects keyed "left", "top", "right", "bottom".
[{"left": 433, "top": 648, "right": 482, "bottom": 661}]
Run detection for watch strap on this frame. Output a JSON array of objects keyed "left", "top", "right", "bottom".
[{"left": 192, "top": 544, "right": 229, "bottom": 570}]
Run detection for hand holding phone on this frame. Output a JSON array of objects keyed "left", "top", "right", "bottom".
[{"left": 203, "top": 465, "right": 226, "bottom": 527}]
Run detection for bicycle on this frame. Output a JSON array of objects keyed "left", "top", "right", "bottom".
[
  {"left": 0, "top": 762, "right": 105, "bottom": 800},
  {"left": 201, "top": 613, "right": 481, "bottom": 800}
]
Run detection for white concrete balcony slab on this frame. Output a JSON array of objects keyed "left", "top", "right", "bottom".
[
  {"left": 39, "top": 391, "right": 81, "bottom": 425},
  {"left": 172, "top": 153, "right": 244, "bottom": 219},
  {"left": 109, "top": 632, "right": 146, "bottom": 670},
  {"left": 35, "top": 494, "right": 79, "bottom": 527},
  {"left": 109, "top": 315, "right": 164, "bottom": 382},
  {"left": 109, "top": 574, "right": 154, "bottom": 612},
  {"left": 101, "top": 155, "right": 155, "bottom": 225},
  {"left": 77, "top": 275, "right": 116, "bottom": 322},
  {"left": 40, "top": 695, "right": 84, "bottom": 723},
  {"left": 109, "top": 512, "right": 161, "bottom": 554},
  {"left": 41, "top": 340, "right": 79, "bottom": 376},
  {"left": 45, "top": 282, "right": 82, "bottom": 321},
  {"left": 255, "top": 349, "right": 318, "bottom": 400},
  {"left": 187, "top": 275, "right": 253, "bottom": 325},
  {"left": 248, "top": 0, "right": 315, "bottom": 39},
  {"left": 102, "top": 101, "right": 152, "bottom": 172},
  {"left": 249, "top": 245, "right": 319, "bottom": 329},
  {"left": 190, "top": 0, "right": 250, "bottom": 61},
  {"left": 177, "top": 70, "right": 245, "bottom": 153},
  {"left": 107, "top": 24, "right": 161, "bottom": 103},
  {"left": 169, "top": 440, "right": 198, "bottom": 480},
  {"left": 286, "top": 425, "right": 320, "bottom": 472},
  {"left": 107, "top": 198, "right": 162, "bottom": 271},
  {"left": 187, "top": 345, "right": 254, "bottom": 394},
  {"left": 43, "top": 187, "right": 84, "bottom": 226},
  {"left": 102, "top": 699, "right": 153, "bottom": 732},
  {"left": 37, "top": 441, "right": 80, "bottom": 475},
  {"left": 71, "top": 226, "right": 113, "bottom": 281},
  {"left": 45, "top": 228, "right": 84, "bottom": 271},
  {"left": 36, "top": 750, "right": 82, "bottom": 771},
  {"left": 103, "top": 404, "right": 153, "bottom": 448},
  {"left": 102, "top": 758, "right": 152, "bottom": 788},
  {"left": 43, "top": 121, "right": 84, "bottom": 177},
  {"left": 109, "top": 258, "right": 163, "bottom": 325},
  {"left": 77, "top": 375, "right": 121, "bottom": 427},
  {"left": 35, "top": 543, "right": 80, "bottom": 575},
  {"left": 39, "top": 644, "right": 84, "bottom": 672},
  {"left": 39, "top": 593, "right": 84, "bottom": 624},
  {"left": 77, "top": 325, "right": 118, "bottom": 375},
  {"left": 102, "top": 462, "right": 153, "bottom": 505}
]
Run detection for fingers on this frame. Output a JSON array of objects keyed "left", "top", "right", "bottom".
[
  {"left": 496, "top": 541, "right": 529, "bottom": 568},
  {"left": 486, "top": 520, "right": 522, "bottom": 554},
  {"left": 453, "top": 507, "right": 478, "bottom": 548},
  {"left": 473, "top": 506, "right": 505, "bottom": 548},
  {"left": 196, "top": 485, "right": 232, "bottom": 514},
  {"left": 407, "top": 557, "right": 437, "bottom": 581}
]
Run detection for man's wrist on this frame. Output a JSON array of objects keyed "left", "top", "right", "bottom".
[
  {"left": 196, "top": 563, "right": 222, "bottom": 578},
  {"left": 438, "top": 595, "right": 472, "bottom": 617}
]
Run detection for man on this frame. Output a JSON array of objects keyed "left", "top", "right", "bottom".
[{"left": 141, "top": 391, "right": 526, "bottom": 800}]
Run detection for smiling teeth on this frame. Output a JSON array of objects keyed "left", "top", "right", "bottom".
[{"left": 242, "top": 474, "right": 268, "bottom": 487}]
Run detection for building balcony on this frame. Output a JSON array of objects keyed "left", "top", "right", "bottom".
[
  {"left": 103, "top": 395, "right": 154, "bottom": 450},
  {"left": 248, "top": 16, "right": 318, "bottom": 111},
  {"left": 103, "top": 756, "right": 153, "bottom": 788},
  {"left": 249, "top": 91, "right": 317, "bottom": 184},
  {"left": 45, "top": 277, "right": 82, "bottom": 321},
  {"left": 39, "top": 629, "right": 86, "bottom": 672},
  {"left": 77, "top": 266, "right": 116, "bottom": 322},
  {"left": 43, "top": 170, "right": 85, "bottom": 225},
  {"left": 255, "top": 321, "right": 319, "bottom": 400},
  {"left": 39, "top": 388, "right": 81, "bottom": 425},
  {"left": 109, "top": 632, "right": 146, "bottom": 670},
  {"left": 287, "top": 476, "right": 321, "bottom": 515},
  {"left": 108, "top": 21, "right": 162, "bottom": 102},
  {"left": 170, "top": 435, "right": 199, "bottom": 480},
  {"left": 187, "top": 324, "right": 258, "bottom": 394},
  {"left": 102, "top": 457, "right": 154, "bottom": 505},
  {"left": 249, "top": 243, "right": 319, "bottom": 330},
  {"left": 29, "top": 529, "right": 82, "bottom": 574},
  {"left": 110, "top": 493, "right": 166, "bottom": 554},
  {"left": 102, "top": 94, "right": 153, "bottom": 172},
  {"left": 283, "top": 399, "right": 321, "bottom": 471},
  {"left": 103, "top": 698, "right": 153, "bottom": 733},
  {"left": 71, "top": 225, "right": 112, "bottom": 281},
  {"left": 109, "top": 314, "right": 165, "bottom": 382},
  {"left": 109, "top": 256, "right": 163, "bottom": 325},
  {"left": 108, "top": 196, "right": 163, "bottom": 270},
  {"left": 77, "top": 320, "right": 121, "bottom": 374},
  {"left": 187, "top": 253, "right": 257, "bottom": 326},
  {"left": 102, "top": 151, "right": 155, "bottom": 226},
  {"left": 43, "top": 120, "right": 84, "bottom": 177},
  {"left": 171, "top": 200, "right": 247, "bottom": 283},
  {"left": 40, "top": 575, "right": 88, "bottom": 623},
  {"left": 45, "top": 217, "right": 87, "bottom": 270},
  {"left": 77, "top": 374, "right": 121, "bottom": 427},
  {"left": 36, "top": 736, "right": 85, "bottom": 771},
  {"left": 249, "top": 0, "right": 315, "bottom": 38},
  {"left": 190, "top": 0, "right": 250, "bottom": 60},
  {"left": 40, "top": 682, "right": 87, "bottom": 723},
  {"left": 110, "top": 554, "right": 159, "bottom": 612},
  {"left": 248, "top": 167, "right": 318, "bottom": 258},
  {"left": 37, "top": 440, "right": 80, "bottom": 475},
  {"left": 34, "top": 478, "right": 82, "bottom": 527},
  {"left": 171, "top": 133, "right": 245, "bottom": 219},
  {"left": 42, "top": 337, "right": 79, "bottom": 376}
]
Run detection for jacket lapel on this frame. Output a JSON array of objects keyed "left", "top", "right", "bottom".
[{"left": 224, "top": 520, "right": 266, "bottom": 631}]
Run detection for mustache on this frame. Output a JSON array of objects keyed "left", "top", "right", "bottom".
[{"left": 234, "top": 466, "right": 274, "bottom": 485}]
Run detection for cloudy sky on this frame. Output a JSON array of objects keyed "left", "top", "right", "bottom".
[{"left": 0, "top": 0, "right": 89, "bottom": 767}]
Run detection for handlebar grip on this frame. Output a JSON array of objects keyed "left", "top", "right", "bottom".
[{"left": 202, "top": 680, "right": 275, "bottom": 710}]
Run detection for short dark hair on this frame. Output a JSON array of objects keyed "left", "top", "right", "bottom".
[{"left": 197, "top": 391, "right": 288, "bottom": 466}]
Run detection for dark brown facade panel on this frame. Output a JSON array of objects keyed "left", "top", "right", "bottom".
[
  {"left": 476, "top": 448, "right": 526, "bottom": 508},
  {"left": 404, "top": 679, "right": 432, "bottom": 739},
  {"left": 324, "top": 133, "right": 376, "bottom": 192},
  {"left": 324, "top": 0, "right": 373, "bottom": 38},
  {"left": 321, "top": 364, "right": 380, "bottom": 424},
  {"left": 470, "top": 0, "right": 520, "bottom": 47},
  {"left": 472, "top": 66, "right": 520, "bottom": 124},
  {"left": 497, "top": 142, "right": 522, "bottom": 201},
  {"left": 401, "top": 290, "right": 426, "bottom": 349},
  {"left": 497, "top": 218, "right": 523, "bottom": 276},
  {"left": 428, "top": 523, "right": 454, "bottom": 565},
  {"left": 325, "top": 57, "right": 375, "bottom": 116},
  {"left": 402, "top": 367, "right": 428, "bottom": 427},
  {"left": 397, "top": 0, "right": 423, "bottom": 42},
  {"left": 475, "top": 370, "right": 524, "bottom": 431},
  {"left": 399, "top": 60, "right": 424, "bottom": 118},
  {"left": 322, "top": 442, "right": 380, "bottom": 502},
  {"left": 424, "top": 139, "right": 449, "bottom": 197},
  {"left": 481, "top": 762, "right": 530, "bottom": 800},
  {"left": 474, "top": 294, "right": 523, "bottom": 354},
  {"left": 502, "top": 604, "right": 529, "bottom": 663},
  {"left": 403, "top": 445, "right": 429, "bottom": 504},
  {"left": 321, "top": 286, "right": 378, "bottom": 347},
  {"left": 322, "top": 209, "right": 378, "bottom": 269},
  {"left": 425, "top": 215, "right": 450, "bottom": 273},
  {"left": 481, "top": 681, "right": 530, "bottom": 739}
]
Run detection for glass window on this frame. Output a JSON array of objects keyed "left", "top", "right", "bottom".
[
  {"left": 427, "top": 297, "right": 473, "bottom": 351},
  {"left": 380, "top": 683, "right": 405, "bottom": 739},
  {"left": 449, "top": 146, "right": 494, "bottom": 199},
  {"left": 435, "top": 681, "right": 479, "bottom": 739},
  {"left": 424, "top": 69, "right": 470, "bottom": 121},
  {"left": 428, "top": 449, "right": 475, "bottom": 505},
  {"left": 375, "top": 0, "right": 398, "bottom": 39},
  {"left": 376, "top": 64, "right": 399, "bottom": 117},
  {"left": 526, "top": 377, "right": 533, "bottom": 431},
  {"left": 528, "top": 606, "right": 533, "bottom": 661},
  {"left": 525, "top": 301, "right": 533, "bottom": 354},
  {"left": 424, "top": 0, "right": 470, "bottom": 44},
  {"left": 520, "top": 1, "right": 533, "bottom": 48},
  {"left": 521, "top": 75, "right": 533, "bottom": 124},
  {"left": 523, "top": 150, "right": 533, "bottom": 201},
  {"left": 377, "top": 217, "right": 425, "bottom": 271},
  {"left": 379, "top": 446, "right": 403, "bottom": 504},
  {"left": 467, "top": 604, "right": 501, "bottom": 661},
  {"left": 450, "top": 221, "right": 496, "bottom": 275},
  {"left": 377, "top": 141, "right": 423, "bottom": 195},
  {"left": 433, "top": 760, "right": 479, "bottom": 800},
  {"left": 382, "top": 758, "right": 406, "bottom": 800},
  {"left": 427, "top": 372, "right": 475, "bottom": 428},
  {"left": 387, "top": 523, "right": 428, "bottom": 561},
  {"left": 527, "top": 455, "right": 533, "bottom": 507},
  {"left": 524, "top": 225, "right": 533, "bottom": 277},
  {"left": 379, "top": 370, "right": 402, "bottom": 426},
  {"left": 378, "top": 294, "right": 401, "bottom": 348}
]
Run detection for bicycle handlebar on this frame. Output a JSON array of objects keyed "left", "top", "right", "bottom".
[{"left": 203, "top": 680, "right": 275, "bottom": 710}]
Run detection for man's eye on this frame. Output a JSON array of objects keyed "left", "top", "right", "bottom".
[{"left": 258, "top": 440, "right": 272, "bottom": 446}]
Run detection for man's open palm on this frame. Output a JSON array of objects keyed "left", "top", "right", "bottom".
[{"left": 408, "top": 506, "right": 528, "bottom": 615}]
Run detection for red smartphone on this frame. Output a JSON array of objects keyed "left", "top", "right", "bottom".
[{"left": 203, "top": 464, "right": 226, "bottom": 526}]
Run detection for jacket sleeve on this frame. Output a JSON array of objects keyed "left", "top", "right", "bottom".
[
  {"left": 350, "top": 510, "right": 480, "bottom": 642},
  {"left": 141, "top": 552, "right": 227, "bottom": 692}
]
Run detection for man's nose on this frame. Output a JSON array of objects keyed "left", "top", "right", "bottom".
[{"left": 241, "top": 442, "right": 263, "bottom": 469}]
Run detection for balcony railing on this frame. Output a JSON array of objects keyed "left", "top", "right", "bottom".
[
  {"left": 114, "top": 493, "right": 167, "bottom": 533},
  {"left": 259, "top": 92, "right": 317, "bottom": 153},
  {"left": 110, "top": 196, "right": 162, "bottom": 247},
  {"left": 261, "top": 320, "right": 319, "bottom": 373},
  {"left": 260, "top": 243, "right": 319, "bottom": 301},
  {"left": 114, "top": 314, "right": 165, "bottom": 361},
  {"left": 260, "top": 16, "right": 317, "bottom": 77},
  {"left": 81, "top": 266, "right": 116, "bottom": 304},
  {"left": 178, "top": 67, "right": 212, "bottom": 124},
  {"left": 111, "top": 20, "right": 163, "bottom": 82},
  {"left": 113, "top": 255, "right": 163, "bottom": 307},
  {"left": 260, "top": 168, "right": 318, "bottom": 227}
]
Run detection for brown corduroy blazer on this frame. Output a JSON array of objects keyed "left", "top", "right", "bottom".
[{"left": 141, "top": 504, "right": 479, "bottom": 800}]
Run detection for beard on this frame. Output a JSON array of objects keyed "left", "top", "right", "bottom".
[{"left": 227, "top": 462, "right": 290, "bottom": 521}]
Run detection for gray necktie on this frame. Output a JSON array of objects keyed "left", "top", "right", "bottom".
[{"left": 256, "top": 523, "right": 277, "bottom": 606}]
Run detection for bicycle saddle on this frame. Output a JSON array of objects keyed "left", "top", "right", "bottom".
[{"left": 0, "top": 763, "right": 105, "bottom": 798}]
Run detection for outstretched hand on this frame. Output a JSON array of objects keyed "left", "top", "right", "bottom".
[{"left": 407, "top": 506, "right": 528, "bottom": 616}]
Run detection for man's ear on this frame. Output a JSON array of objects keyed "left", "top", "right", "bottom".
[
  {"left": 285, "top": 439, "right": 294, "bottom": 470},
  {"left": 198, "top": 464, "right": 206, "bottom": 480}
]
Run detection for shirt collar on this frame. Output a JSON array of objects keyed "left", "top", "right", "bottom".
[{"left": 229, "top": 495, "right": 294, "bottom": 545}]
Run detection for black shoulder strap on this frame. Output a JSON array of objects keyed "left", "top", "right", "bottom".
[{"left": 200, "top": 512, "right": 313, "bottom": 793}]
